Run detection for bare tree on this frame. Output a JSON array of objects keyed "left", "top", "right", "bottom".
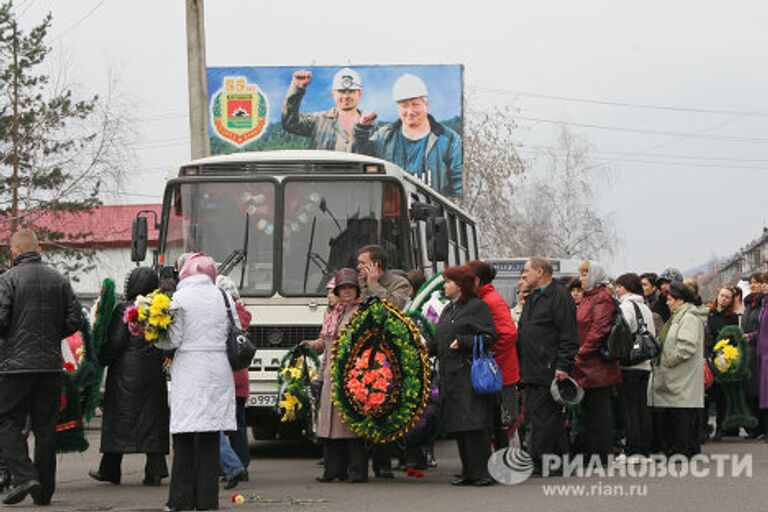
[
  {"left": 455, "top": 105, "right": 526, "bottom": 256},
  {"left": 515, "top": 125, "right": 617, "bottom": 260}
]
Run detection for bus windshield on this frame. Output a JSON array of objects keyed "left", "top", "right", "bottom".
[
  {"left": 163, "top": 179, "right": 405, "bottom": 297},
  {"left": 164, "top": 180, "right": 277, "bottom": 296},
  {"left": 281, "top": 180, "right": 404, "bottom": 296}
]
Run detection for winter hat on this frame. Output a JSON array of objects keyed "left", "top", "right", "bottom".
[
  {"left": 668, "top": 280, "right": 697, "bottom": 304},
  {"left": 325, "top": 277, "right": 337, "bottom": 291},
  {"left": 333, "top": 268, "right": 359, "bottom": 297},
  {"left": 550, "top": 376, "right": 584, "bottom": 406},
  {"left": 657, "top": 268, "right": 684, "bottom": 286},
  {"left": 179, "top": 253, "right": 216, "bottom": 283}
]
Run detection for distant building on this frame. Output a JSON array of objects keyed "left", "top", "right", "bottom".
[
  {"left": 1, "top": 204, "right": 161, "bottom": 299},
  {"left": 699, "top": 228, "right": 768, "bottom": 302}
]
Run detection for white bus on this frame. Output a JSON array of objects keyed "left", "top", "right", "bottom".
[{"left": 131, "top": 150, "right": 479, "bottom": 438}]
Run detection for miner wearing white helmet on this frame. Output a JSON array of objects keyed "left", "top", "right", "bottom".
[
  {"left": 281, "top": 67, "right": 364, "bottom": 151},
  {"left": 353, "top": 73, "right": 462, "bottom": 196}
]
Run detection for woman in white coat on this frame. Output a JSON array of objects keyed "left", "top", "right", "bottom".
[{"left": 158, "top": 253, "right": 238, "bottom": 511}]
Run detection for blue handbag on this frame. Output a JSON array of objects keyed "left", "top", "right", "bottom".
[{"left": 470, "top": 335, "right": 503, "bottom": 394}]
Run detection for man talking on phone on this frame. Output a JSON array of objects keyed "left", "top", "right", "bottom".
[{"left": 356, "top": 245, "right": 410, "bottom": 311}]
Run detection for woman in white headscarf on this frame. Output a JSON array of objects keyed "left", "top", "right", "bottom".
[
  {"left": 157, "top": 253, "right": 238, "bottom": 512},
  {"left": 575, "top": 261, "right": 622, "bottom": 466}
]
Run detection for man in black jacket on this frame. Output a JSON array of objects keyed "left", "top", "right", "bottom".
[
  {"left": 0, "top": 229, "right": 82, "bottom": 505},
  {"left": 517, "top": 256, "right": 580, "bottom": 475}
]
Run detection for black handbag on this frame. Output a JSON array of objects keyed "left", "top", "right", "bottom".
[
  {"left": 620, "top": 301, "right": 660, "bottom": 366},
  {"left": 219, "top": 289, "right": 256, "bottom": 370}
]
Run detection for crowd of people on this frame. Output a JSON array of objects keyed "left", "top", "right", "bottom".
[{"left": 1, "top": 230, "right": 767, "bottom": 508}]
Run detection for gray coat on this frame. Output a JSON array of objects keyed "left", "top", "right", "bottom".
[
  {"left": 649, "top": 303, "right": 707, "bottom": 408},
  {"left": 308, "top": 301, "right": 360, "bottom": 439},
  {"left": 430, "top": 297, "right": 497, "bottom": 433}
]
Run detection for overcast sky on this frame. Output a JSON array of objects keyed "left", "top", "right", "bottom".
[{"left": 16, "top": 0, "right": 768, "bottom": 276}]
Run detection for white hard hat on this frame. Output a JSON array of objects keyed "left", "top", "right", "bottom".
[
  {"left": 332, "top": 68, "right": 362, "bottom": 90},
  {"left": 392, "top": 73, "right": 428, "bottom": 102}
]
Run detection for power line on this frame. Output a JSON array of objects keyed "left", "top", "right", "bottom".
[
  {"left": 517, "top": 148, "right": 768, "bottom": 171},
  {"left": 516, "top": 115, "right": 768, "bottom": 144},
  {"left": 472, "top": 85, "right": 768, "bottom": 118},
  {"left": 523, "top": 145, "right": 768, "bottom": 164},
  {"left": 49, "top": 0, "right": 108, "bottom": 43}
]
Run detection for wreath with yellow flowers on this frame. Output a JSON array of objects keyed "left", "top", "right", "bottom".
[{"left": 275, "top": 345, "right": 320, "bottom": 429}]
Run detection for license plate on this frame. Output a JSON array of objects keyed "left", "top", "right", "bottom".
[{"left": 247, "top": 393, "right": 277, "bottom": 407}]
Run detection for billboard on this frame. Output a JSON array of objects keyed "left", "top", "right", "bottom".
[{"left": 206, "top": 64, "right": 464, "bottom": 196}]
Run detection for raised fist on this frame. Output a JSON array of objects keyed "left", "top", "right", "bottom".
[
  {"left": 359, "top": 111, "right": 378, "bottom": 126},
  {"left": 292, "top": 70, "right": 313, "bottom": 88}
]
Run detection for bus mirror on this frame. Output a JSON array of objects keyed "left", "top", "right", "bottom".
[
  {"left": 428, "top": 217, "right": 450, "bottom": 262},
  {"left": 131, "top": 216, "right": 148, "bottom": 262}
]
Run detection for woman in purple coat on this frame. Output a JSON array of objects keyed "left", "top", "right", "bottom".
[{"left": 747, "top": 275, "right": 768, "bottom": 433}]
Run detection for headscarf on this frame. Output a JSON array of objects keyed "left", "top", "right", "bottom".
[
  {"left": 585, "top": 260, "right": 610, "bottom": 291},
  {"left": 124, "top": 267, "right": 158, "bottom": 300},
  {"left": 179, "top": 252, "right": 216, "bottom": 283},
  {"left": 216, "top": 275, "right": 240, "bottom": 301}
]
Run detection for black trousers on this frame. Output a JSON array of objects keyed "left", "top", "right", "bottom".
[
  {"left": 619, "top": 370, "right": 653, "bottom": 456},
  {"left": 581, "top": 386, "right": 613, "bottom": 465},
  {"left": 167, "top": 432, "right": 220, "bottom": 510},
  {"left": 522, "top": 384, "right": 568, "bottom": 469},
  {"left": 224, "top": 397, "right": 249, "bottom": 468},
  {"left": 456, "top": 430, "right": 492, "bottom": 480},
  {"left": 654, "top": 407, "right": 701, "bottom": 457},
  {"left": 322, "top": 439, "right": 367, "bottom": 481},
  {"left": 372, "top": 443, "right": 396, "bottom": 474},
  {"left": 98, "top": 452, "right": 168, "bottom": 482},
  {"left": 0, "top": 373, "right": 61, "bottom": 504}
]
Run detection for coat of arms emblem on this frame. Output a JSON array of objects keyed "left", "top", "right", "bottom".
[{"left": 210, "top": 76, "right": 269, "bottom": 146}]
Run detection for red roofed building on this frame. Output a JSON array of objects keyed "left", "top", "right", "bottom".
[{"left": 1, "top": 204, "right": 162, "bottom": 297}]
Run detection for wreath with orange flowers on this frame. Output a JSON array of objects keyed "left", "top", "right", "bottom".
[{"left": 331, "top": 298, "right": 431, "bottom": 443}]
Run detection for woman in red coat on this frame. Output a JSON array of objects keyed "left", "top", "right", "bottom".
[
  {"left": 575, "top": 261, "right": 621, "bottom": 465},
  {"left": 468, "top": 260, "right": 519, "bottom": 450}
]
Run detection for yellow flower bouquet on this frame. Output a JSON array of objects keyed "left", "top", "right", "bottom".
[{"left": 123, "top": 290, "right": 174, "bottom": 343}]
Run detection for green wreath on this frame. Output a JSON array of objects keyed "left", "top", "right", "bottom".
[
  {"left": 331, "top": 298, "right": 431, "bottom": 443},
  {"left": 274, "top": 344, "right": 320, "bottom": 426},
  {"left": 711, "top": 325, "right": 758, "bottom": 430}
]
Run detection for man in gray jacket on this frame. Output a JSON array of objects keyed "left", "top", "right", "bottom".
[{"left": 281, "top": 67, "right": 364, "bottom": 151}]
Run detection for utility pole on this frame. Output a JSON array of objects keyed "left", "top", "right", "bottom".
[{"left": 186, "top": 0, "right": 211, "bottom": 160}]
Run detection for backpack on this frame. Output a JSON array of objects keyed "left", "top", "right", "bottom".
[{"left": 598, "top": 298, "right": 633, "bottom": 362}]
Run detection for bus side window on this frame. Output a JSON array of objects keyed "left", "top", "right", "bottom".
[
  {"left": 468, "top": 225, "right": 478, "bottom": 259},
  {"left": 447, "top": 212, "right": 458, "bottom": 265},
  {"left": 458, "top": 220, "right": 469, "bottom": 263}
]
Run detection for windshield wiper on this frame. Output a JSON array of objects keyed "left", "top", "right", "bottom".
[
  {"left": 217, "top": 250, "right": 245, "bottom": 276},
  {"left": 216, "top": 213, "right": 250, "bottom": 290}
]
